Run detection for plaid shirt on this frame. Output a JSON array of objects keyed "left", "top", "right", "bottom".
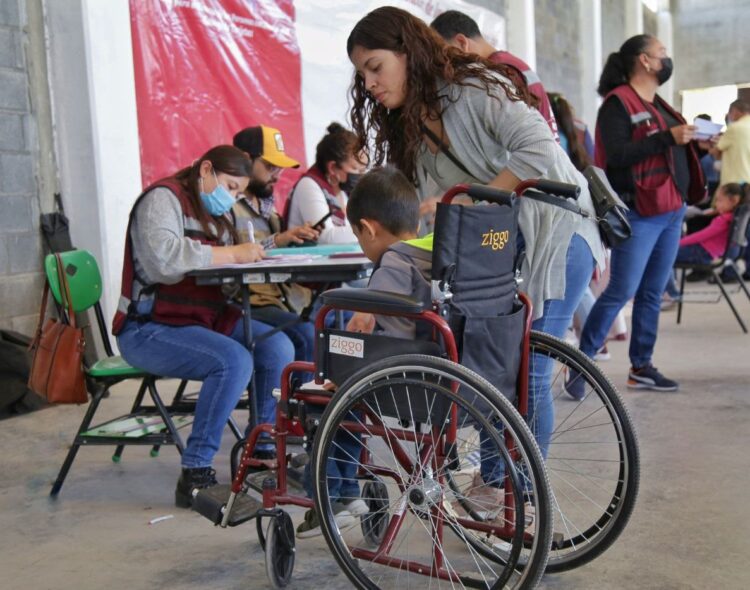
[{"left": 241, "top": 195, "right": 278, "bottom": 250}]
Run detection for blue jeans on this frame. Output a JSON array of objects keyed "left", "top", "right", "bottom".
[
  {"left": 580, "top": 205, "right": 686, "bottom": 367},
  {"left": 480, "top": 234, "right": 595, "bottom": 483},
  {"left": 302, "top": 410, "right": 362, "bottom": 502},
  {"left": 675, "top": 243, "right": 712, "bottom": 265},
  {"left": 251, "top": 305, "right": 315, "bottom": 382},
  {"left": 118, "top": 315, "right": 294, "bottom": 467}
]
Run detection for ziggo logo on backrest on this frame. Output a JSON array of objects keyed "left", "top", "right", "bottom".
[{"left": 481, "top": 229, "right": 510, "bottom": 250}]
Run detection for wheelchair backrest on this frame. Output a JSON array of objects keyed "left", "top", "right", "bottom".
[{"left": 432, "top": 196, "right": 518, "bottom": 318}]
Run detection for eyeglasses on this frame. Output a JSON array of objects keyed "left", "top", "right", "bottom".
[{"left": 259, "top": 159, "right": 281, "bottom": 175}]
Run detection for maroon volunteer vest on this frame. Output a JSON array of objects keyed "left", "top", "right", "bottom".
[
  {"left": 488, "top": 50, "right": 558, "bottom": 140},
  {"left": 112, "top": 177, "right": 241, "bottom": 336},
  {"left": 283, "top": 165, "right": 347, "bottom": 225},
  {"left": 594, "top": 84, "right": 705, "bottom": 216}
]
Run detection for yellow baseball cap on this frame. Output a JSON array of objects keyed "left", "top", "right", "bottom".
[{"left": 233, "top": 125, "right": 300, "bottom": 169}]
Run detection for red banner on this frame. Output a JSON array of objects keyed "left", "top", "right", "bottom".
[{"left": 129, "top": 0, "right": 305, "bottom": 205}]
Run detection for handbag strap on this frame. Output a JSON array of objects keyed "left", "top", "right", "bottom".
[
  {"left": 54, "top": 253, "right": 77, "bottom": 328},
  {"left": 420, "top": 123, "right": 473, "bottom": 178},
  {"left": 30, "top": 280, "right": 51, "bottom": 349},
  {"left": 523, "top": 190, "right": 590, "bottom": 218}
]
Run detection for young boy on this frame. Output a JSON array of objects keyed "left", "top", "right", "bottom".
[
  {"left": 296, "top": 166, "right": 433, "bottom": 539},
  {"left": 345, "top": 165, "right": 433, "bottom": 338},
  {"left": 348, "top": 166, "right": 505, "bottom": 521}
]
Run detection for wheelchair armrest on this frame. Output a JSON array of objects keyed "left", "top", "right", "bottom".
[{"left": 320, "top": 288, "right": 427, "bottom": 315}]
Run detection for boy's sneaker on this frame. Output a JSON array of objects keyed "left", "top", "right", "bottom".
[
  {"left": 296, "top": 505, "right": 356, "bottom": 539},
  {"left": 336, "top": 497, "right": 369, "bottom": 517},
  {"left": 563, "top": 368, "right": 586, "bottom": 401},
  {"left": 461, "top": 471, "right": 505, "bottom": 520},
  {"left": 594, "top": 345, "right": 611, "bottom": 362},
  {"left": 627, "top": 365, "right": 679, "bottom": 392},
  {"left": 175, "top": 466, "right": 218, "bottom": 508}
]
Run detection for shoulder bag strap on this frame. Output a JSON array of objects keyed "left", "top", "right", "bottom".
[
  {"left": 29, "top": 280, "right": 51, "bottom": 350},
  {"left": 420, "top": 123, "right": 473, "bottom": 177},
  {"left": 55, "top": 253, "right": 77, "bottom": 329}
]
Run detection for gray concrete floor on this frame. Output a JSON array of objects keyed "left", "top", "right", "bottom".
[{"left": 2, "top": 291, "right": 749, "bottom": 590}]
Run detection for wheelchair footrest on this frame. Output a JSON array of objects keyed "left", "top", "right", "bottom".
[{"left": 192, "top": 484, "right": 263, "bottom": 527}]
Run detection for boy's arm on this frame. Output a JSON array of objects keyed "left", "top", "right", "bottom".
[{"left": 346, "top": 253, "right": 415, "bottom": 334}]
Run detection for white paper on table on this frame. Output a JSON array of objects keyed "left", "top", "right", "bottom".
[
  {"left": 693, "top": 118, "right": 723, "bottom": 141},
  {"left": 211, "top": 254, "right": 323, "bottom": 269}
]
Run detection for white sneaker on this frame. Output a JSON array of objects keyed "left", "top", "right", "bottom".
[
  {"left": 594, "top": 345, "right": 611, "bottom": 362},
  {"left": 336, "top": 497, "right": 369, "bottom": 516}
]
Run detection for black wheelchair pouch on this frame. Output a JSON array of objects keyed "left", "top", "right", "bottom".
[{"left": 432, "top": 199, "right": 523, "bottom": 404}]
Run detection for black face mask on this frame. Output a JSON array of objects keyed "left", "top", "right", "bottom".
[
  {"left": 656, "top": 57, "right": 673, "bottom": 85},
  {"left": 249, "top": 179, "right": 274, "bottom": 200},
  {"left": 339, "top": 173, "right": 362, "bottom": 195}
]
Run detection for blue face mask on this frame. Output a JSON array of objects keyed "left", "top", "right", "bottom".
[{"left": 200, "top": 170, "right": 235, "bottom": 216}]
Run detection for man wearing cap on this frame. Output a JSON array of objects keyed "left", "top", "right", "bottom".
[{"left": 232, "top": 125, "right": 318, "bottom": 401}]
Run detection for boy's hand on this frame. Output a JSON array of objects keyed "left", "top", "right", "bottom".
[{"left": 347, "top": 312, "right": 375, "bottom": 334}]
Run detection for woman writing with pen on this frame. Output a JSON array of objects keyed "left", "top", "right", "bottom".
[{"left": 113, "top": 145, "right": 295, "bottom": 506}]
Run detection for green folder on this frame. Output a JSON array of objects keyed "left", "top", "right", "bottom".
[{"left": 268, "top": 244, "right": 362, "bottom": 256}]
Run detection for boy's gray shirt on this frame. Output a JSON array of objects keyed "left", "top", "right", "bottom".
[{"left": 368, "top": 241, "right": 432, "bottom": 339}]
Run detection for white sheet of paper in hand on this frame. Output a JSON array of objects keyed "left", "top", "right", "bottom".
[{"left": 693, "top": 118, "right": 723, "bottom": 141}]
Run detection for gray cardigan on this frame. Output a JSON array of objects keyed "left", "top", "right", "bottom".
[{"left": 416, "top": 75, "right": 605, "bottom": 319}]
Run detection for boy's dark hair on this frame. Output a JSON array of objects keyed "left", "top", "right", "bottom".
[
  {"left": 430, "top": 10, "right": 482, "bottom": 40},
  {"left": 346, "top": 166, "right": 419, "bottom": 235}
]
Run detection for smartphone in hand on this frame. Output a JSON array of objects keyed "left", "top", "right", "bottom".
[{"left": 312, "top": 212, "right": 333, "bottom": 231}]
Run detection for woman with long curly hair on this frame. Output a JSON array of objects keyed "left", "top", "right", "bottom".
[{"left": 346, "top": 6, "right": 605, "bottom": 492}]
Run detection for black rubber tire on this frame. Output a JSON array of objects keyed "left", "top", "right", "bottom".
[
  {"left": 312, "top": 354, "right": 553, "bottom": 590},
  {"left": 360, "top": 479, "right": 390, "bottom": 547},
  {"left": 526, "top": 330, "right": 640, "bottom": 572},
  {"left": 264, "top": 512, "right": 295, "bottom": 588}
]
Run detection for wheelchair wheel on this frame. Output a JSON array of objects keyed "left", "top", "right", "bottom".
[
  {"left": 264, "top": 511, "right": 295, "bottom": 588},
  {"left": 360, "top": 479, "right": 390, "bottom": 547},
  {"left": 312, "top": 354, "right": 552, "bottom": 590},
  {"left": 526, "top": 330, "right": 640, "bottom": 572}
]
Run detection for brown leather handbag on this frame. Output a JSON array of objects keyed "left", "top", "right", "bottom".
[{"left": 28, "top": 254, "right": 88, "bottom": 404}]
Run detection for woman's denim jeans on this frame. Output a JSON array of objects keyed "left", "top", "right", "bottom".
[
  {"left": 580, "top": 205, "right": 686, "bottom": 367},
  {"left": 118, "top": 315, "right": 294, "bottom": 468},
  {"left": 480, "top": 234, "right": 595, "bottom": 484}
]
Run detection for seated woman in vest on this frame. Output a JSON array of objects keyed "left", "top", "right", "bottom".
[
  {"left": 285, "top": 123, "right": 367, "bottom": 244},
  {"left": 113, "top": 145, "right": 295, "bottom": 508}
]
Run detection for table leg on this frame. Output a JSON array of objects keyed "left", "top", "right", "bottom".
[{"left": 241, "top": 285, "right": 258, "bottom": 435}]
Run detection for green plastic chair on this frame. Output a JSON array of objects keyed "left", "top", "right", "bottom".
[{"left": 47, "top": 250, "right": 190, "bottom": 496}]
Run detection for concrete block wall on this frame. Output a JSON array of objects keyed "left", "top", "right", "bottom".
[
  {"left": 0, "top": 0, "right": 44, "bottom": 336},
  {"left": 601, "top": 0, "right": 626, "bottom": 65},
  {"left": 673, "top": 0, "right": 750, "bottom": 93},
  {"left": 534, "top": 0, "right": 582, "bottom": 113}
]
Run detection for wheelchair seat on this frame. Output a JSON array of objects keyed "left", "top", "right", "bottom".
[{"left": 320, "top": 287, "right": 427, "bottom": 315}]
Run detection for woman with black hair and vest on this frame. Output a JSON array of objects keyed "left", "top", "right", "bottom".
[
  {"left": 285, "top": 123, "right": 367, "bottom": 244},
  {"left": 113, "top": 145, "right": 295, "bottom": 506},
  {"left": 576, "top": 35, "right": 706, "bottom": 393}
]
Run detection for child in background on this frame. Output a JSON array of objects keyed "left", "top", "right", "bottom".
[{"left": 676, "top": 183, "right": 747, "bottom": 265}]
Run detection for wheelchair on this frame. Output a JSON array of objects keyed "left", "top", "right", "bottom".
[{"left": 191, "top": 181, "right": 639, "bottom": 588}]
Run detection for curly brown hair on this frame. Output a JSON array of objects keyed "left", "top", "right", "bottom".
[{"left": 346, "top": 6, "right": 534, "bottom": 183}]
